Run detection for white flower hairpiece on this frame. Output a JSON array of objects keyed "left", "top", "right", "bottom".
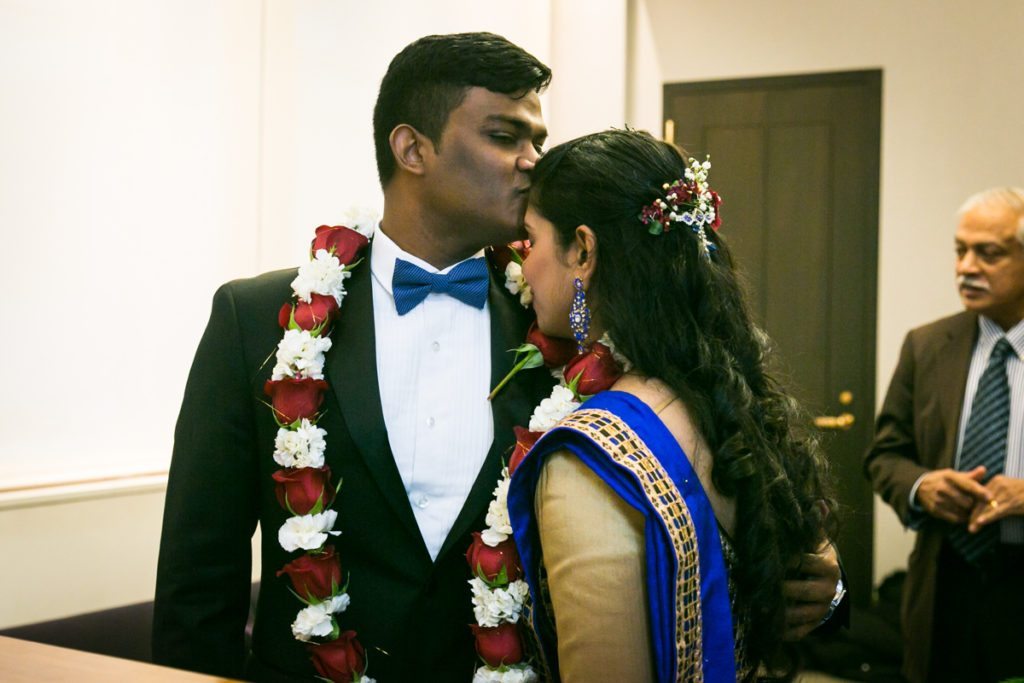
[{"left": 638, "top": 155, "right": 723, "bottom": 260}]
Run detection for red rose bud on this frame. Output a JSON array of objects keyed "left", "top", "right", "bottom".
[
  {"left": 273, "top": 466, "right": 335, "bottom": 515},
  {"left": 471, "top": 623, "right": 524, "bottom": 667},
  {"left": 466, "top": 531, "right": 522, "bottom": 583},
  {"left": 308, "top": 630, "right": 366, "bottom": 683},
  {"left": 488, "top": 244, "right": 514, "bottom": 275},
  {"left": 264, "top": 377, "right": 329, "bottom": 424},
  {"left": 563, "top": 342, "right": 623, "bottom": 396},
  {"left": 311, "top": 225, "right": 369, "bottom": 266},
  {"left": 487, "top": 241, "right": 531, "bottom": 276},
  {"left": 508, "top": 426, "right": 543, "bottom": 475},
  {"left": 526, "top": 321, "right": 577, "bottom": 368},
  {"left": 277, "top": 545, "right": 342, "bottom": 601},
  {"left": 293, "top": 293, "right": 339, "bottom": 331}
]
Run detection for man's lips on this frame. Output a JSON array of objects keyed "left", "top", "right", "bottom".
[{"left": 959, "top": 284, "right": 990, "bottom": 299}]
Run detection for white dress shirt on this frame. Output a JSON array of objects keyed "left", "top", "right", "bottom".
[{"left": 370, "top": 229, "right": 493, "bottom": 560}]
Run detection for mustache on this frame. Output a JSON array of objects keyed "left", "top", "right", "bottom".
[{"left": 958, "top": 274, "right": 990, "bottom": 291}]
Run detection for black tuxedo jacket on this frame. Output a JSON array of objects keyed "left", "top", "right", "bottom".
[{"left": 153, "top": 255, "right": 553, "bottom": 682}]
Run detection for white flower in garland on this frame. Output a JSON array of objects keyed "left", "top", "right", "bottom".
[
  {"left": 503, "top": 261, "right": 533, "bottom": 307},
  {"left": 291, "top": 593, "right": 351, "bottom": 642},
  {"left": 597, "top": 332, "right": 633, "bottom": 373},
  {"left": 469, "top": 578, "right": 530, "bottom": 627},
  {"left": 528, "top": 384, "right": 580, "bottom": 432},
  {"left": 337, "top": 206, "right": 379, "bottom": 239},
  {"left": 272, "top": 329, "right": 333, "bottom": 380},
  {"left": 473, "top": 666, "right": 540, "bottom": 683},
  {"left": 273, "top": 419, "right": 327, "bottom": 468},
  {"left": 291, "top": 249, "right": 351, "bottom": 305},
  {"left": 278, "top": 510, "right": 341, "bottom": 552},
  {"left": 482, "top": 472, "right": 513, "bottom": 545}
]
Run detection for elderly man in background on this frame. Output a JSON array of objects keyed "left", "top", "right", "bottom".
[{"left": 866, "top": 187, "right": 1024, "bottom": 683}]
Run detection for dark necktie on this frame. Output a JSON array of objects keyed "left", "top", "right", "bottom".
[
  {"left": 949, "top": 337, "right": 1015, "bottom": 563},
  {"left": 391, "top": 257, "right": 489, "bottom": 316}
]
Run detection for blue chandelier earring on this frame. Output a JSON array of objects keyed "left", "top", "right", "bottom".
[{"left": 570, "top": 277, "right": 591, "bottom": 354}]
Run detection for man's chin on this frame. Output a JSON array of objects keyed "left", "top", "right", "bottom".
[{"left": 959, "top": 294, "right": 991, "bottom": 315}]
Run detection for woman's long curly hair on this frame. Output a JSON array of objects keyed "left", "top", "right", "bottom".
[{"left": 529, "top": 129, "right": 836, "bottom": 676}]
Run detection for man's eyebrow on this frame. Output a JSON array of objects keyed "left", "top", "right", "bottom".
[{"left": 484, "top": 114, "right": 548, "bottom": 139}]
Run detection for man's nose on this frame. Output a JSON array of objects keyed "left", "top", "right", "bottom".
[
  {"left": 957, "top": 250, "right": 979, "bottom": 274},
  {"left": 517, "top": 147, "right": 540, "bottom": 173}
]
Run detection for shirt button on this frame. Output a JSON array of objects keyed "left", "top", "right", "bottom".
[
  {"left": 431, "top": 341, "right": 440, "bottom": 352},
  {"left": 414, "top": 494, "right": 430, "bottom": 509},
  {"left": 427, "top": 416, "right": 435, "bottom": 428}
]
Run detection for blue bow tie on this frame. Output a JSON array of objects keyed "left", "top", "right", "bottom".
[{"left": 392, "top": 257, "right": 489, "bottom": 315}]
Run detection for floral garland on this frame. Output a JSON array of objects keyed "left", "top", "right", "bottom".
[
  {"left": 264, "top": 208, "right": 378, "bottom": 683},
  {"left": 466, "top": 261, "right": 626, "bottom": 682}
]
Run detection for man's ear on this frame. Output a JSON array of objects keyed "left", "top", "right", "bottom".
[
  {"left": 574, "top": 225, "right": 598, "bottom": 288},
  {"left": 389, "top": 124, "right": 430, "bottom": 176}
]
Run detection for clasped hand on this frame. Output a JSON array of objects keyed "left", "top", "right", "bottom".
[{"left": 917, "top": 466, "right": 1024, "bottom": 531}]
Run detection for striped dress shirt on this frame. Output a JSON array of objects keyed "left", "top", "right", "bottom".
[{"left": 954, "top": 316, "right": 1024, "bottom": 544}]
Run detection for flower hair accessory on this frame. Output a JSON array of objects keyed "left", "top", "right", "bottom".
[{"left": 638, "top": 155, "right": 722, "bottom": 259}]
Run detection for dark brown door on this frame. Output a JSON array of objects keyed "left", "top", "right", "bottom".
[{"left": 664, "top": 71, "right": 881, "bottom": 607}]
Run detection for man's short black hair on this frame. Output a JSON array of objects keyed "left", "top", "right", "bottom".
[{"left": 372, "top": 32, "right": 551, "bottom": 187}]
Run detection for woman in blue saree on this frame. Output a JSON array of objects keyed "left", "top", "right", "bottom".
[{"left": 507, "top": 130, "right": 835, "bottom": 682}]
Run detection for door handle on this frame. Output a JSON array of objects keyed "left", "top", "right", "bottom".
[{"left": 814, "top": 413, "right": 855, "bottom": 430}]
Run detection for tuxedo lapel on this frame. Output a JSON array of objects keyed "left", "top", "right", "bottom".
[
  {"left": 937, "top": 313, "right": 978, "bottom": 468},
  {"left": 325, "top": 253, "right": 423, "bottom": 544},
  {"left": 437, "top": 270, "right": 550, "bottom": 559}
]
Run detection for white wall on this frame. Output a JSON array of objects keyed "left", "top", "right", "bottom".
[
  {"left": 628, "top": 0, "right": 1024, "bottom": 584},
  {"left": 0, "top": 0, "right": 263, "bottom": 488}
]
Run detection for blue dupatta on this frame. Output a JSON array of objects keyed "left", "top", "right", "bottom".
[{"left": 508, "top": 391, "right": 736, "bottom": 683}]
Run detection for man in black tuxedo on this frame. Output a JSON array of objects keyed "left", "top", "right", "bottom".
[
  {"left": 153, "top": 33, "right": 553, "bottom": 682},
  {"left": 153, "top": 32, "right": 844, "bottom": 683}
]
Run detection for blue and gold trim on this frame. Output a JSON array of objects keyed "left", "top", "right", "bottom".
[{"left": 509, "top": 391, "right": 741, "bottom": 683}]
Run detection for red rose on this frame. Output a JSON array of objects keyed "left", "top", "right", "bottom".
[
  {"left": 311, "top": 225, "right": 369, "bottom": 266},
  {"left": 487, "top": 241, "right": 531, "bottom": 276},
  {"left": 278, "top": 302, "right": 292, "bottom": 329},
  {"left": 563, "top": 342, "right": 623, "bottom": 396},
  {"left": 277, "top": 545, "right": 342, "bottom": 601},
  {"left": 471, "top": 623, "right": 523, "bottom": 667},
  {"left": 308, "top": 631, "right": 366, "bottom": 683},
  {"left": 272, "top": 466, "right": 334, "bottom": 515},
  {"left": 508, "top": 426, "right": 543, "bottom": 475},
  {"left": 709, "top": 190, "right": 723, "bottom": 230},
  {"left": 466, "top": 531, "right": 522, "bottom": 583},
  {"left": 525, "top": 321, "right": 577, "bottom": 368},
  {"left": 264, "top": 377, "right": 329, "bottom": 424},
  {"left": 278, "top": 293, "right": 339, "bottom": 331}
]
